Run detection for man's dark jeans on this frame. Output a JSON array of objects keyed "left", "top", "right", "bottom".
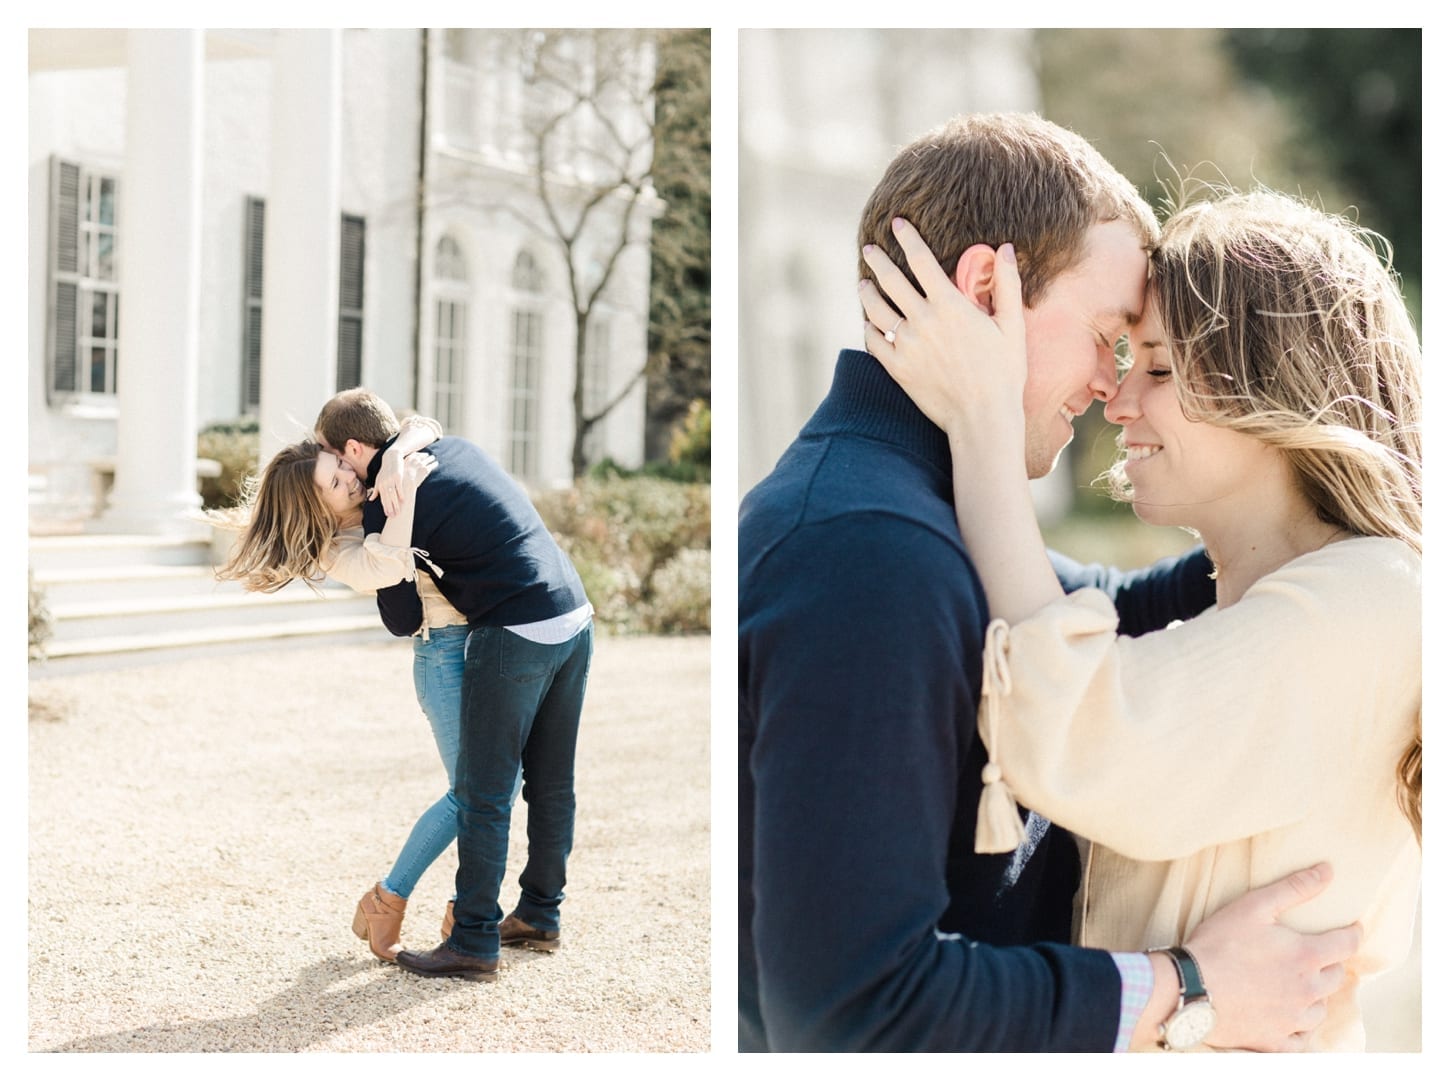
[{"left": 448, "top": 622, "right": 593, "bottom": 959}]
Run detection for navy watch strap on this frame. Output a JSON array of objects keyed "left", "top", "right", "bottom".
[{"left": 1164, "top": 945, "right": 1208, "bottom": 1001}]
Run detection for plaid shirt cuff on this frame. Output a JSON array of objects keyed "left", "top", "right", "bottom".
[{"left": 1111, "top": 951, "right": 1154, "bottom": 1052}]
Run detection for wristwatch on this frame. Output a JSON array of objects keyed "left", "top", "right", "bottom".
[{"left": 1154, "top": 945, "right": 1216, "bottom": 1050}]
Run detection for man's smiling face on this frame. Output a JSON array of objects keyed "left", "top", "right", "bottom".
[{"left": 1018, "top": 218, "right": 1149, "bottom": 478}]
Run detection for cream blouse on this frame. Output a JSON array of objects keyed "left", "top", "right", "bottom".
[
  {"left": 322, "top": 527, "right": 467, "bottom": 635},
  {"left": 977, "top": 536, "right": 1421, "bottom": 1052}
]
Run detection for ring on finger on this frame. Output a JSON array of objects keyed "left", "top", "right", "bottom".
[{"left": 884, "top": 317, "right": 905, "bottom": 345}]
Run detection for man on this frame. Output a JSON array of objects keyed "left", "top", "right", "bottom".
[
  {"left": 317, "top": 389, "right": 593, "bottom": 981},
  {"left": 738, "top": 114, "right": 1358, "bottom": 1051}
]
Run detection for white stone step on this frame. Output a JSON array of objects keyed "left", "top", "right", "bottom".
[
  {"left": 28, "top": 529, "right": 404, "bottom": 667},
  {"left": 29, "top": 533, "right": 215, "bottom": 573},
  {"left": 33, "top": 564, "right": 239, "bottom": 606},
  {"left": 40, "top": 612, "right": 391, "bottom": 658},
  {"left": 30, "top": 619, "right": 405, "bottom": 677},
  {"left": 49, "top": 584, "right": 380, "bottom": 642}
]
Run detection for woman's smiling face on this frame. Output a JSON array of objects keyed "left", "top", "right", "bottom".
[
  {"left": 1105, "top": 297, "right": 1282, "bottom": 531},
  {"left": 313, "top": 450, "right": 365, "bottom": 520}
]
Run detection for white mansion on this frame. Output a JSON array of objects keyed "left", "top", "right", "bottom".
[{"left": 29, "top": 28, "right": 658, "bottom": 534}]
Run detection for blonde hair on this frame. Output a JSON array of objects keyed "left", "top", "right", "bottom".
[
  {"left": 858, "top": 113, "right": 1159, "bottom": 311},
  {"left": 214, "top": 441, "right": 338, "bottom": 594},
  {"left": 1113, "top": 188, "right": 1422, "bottom": 839}
]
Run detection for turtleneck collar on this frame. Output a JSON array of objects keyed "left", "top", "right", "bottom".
[
  {"left": 363, "top": 433, "right": 401, "bottom": 486},
  {"left": 801, "top": 349, "right": 952, "bottom": 474}
]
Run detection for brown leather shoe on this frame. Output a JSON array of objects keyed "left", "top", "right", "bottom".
[
  {"left": 396, "top": 942, "right": 499, "bottom": 982},
  {"left": 352, "top": 882, "right": 407, "bottom": 962},
  {"left": 441, "top": 900, "right": 454, "bottom": 940},
  {"left": 499, "top": 913, "right": 561, "bottom": 952}
]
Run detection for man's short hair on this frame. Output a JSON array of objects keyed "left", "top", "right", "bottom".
[
  {"left": 314, "top": 387, "right": 401, "bottom": 450},
  {"left": 857, "top": 113, "right": 1158, "bottom": 309}
]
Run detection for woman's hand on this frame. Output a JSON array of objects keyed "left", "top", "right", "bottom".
[
  {"left": 372, "top": 448, "right": 407, "bottom": 517},
  {"left": 383, "top": 451, "right": 436, "bottom": 517},
  {"left": 374, "top": 448, "right": 436, "bottom": 517},
  {"left": 861, "top": 218, "right": 1027, "bottom": 440}
]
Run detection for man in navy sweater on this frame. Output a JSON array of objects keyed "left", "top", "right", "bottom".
[
  {"left": 739, "top": 114, "right": 1359, "bottom": 1051},
  {"left": 318, "top": 389, "right": 592, "bottom": 981}
]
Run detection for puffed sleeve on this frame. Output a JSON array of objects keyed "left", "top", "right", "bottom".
[
  {"left": 321, "top": 530, "right": 419, "bottom": 595},
  {"left": 977, "top": 540, "right": 1420, "bottom": 861},
  {"left": 399, "top": 414, "right": 443, "bottom": 440}
]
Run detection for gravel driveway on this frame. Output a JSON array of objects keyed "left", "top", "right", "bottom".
[{"left": 28, "top": 634, "right": 710, "bottom": 1053}]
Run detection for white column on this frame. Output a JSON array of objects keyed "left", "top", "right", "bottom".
[
  {"left": 258, "top": 29, "right": 342, "bottom": 463},
  {"left": 100, "top": 29, "right": 206, "bottom": 536}
]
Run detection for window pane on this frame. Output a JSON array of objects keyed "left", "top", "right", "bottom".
[
  {"left": 90, "top": 347, "right": 107, "bottom": 393},
  {"left": 98, "top": 178, "right": 115, "bottom": 226},
  {"left": 96, "top": 232, "right": 114, "bottom": 280},
  {"left": 91, "top": 291, "right": 108, "bottom": 338}
]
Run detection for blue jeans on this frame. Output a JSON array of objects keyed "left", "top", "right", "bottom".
[
  {"left": 381, "top": 625, "right": 467, "bottom": 900},
  {"left": 448, "top": 622, "right": 592, "bottom": 959}
]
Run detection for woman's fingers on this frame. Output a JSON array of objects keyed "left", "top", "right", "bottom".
[
  {"left": 862, "top": 242, "right": 927, "bottom": 324},
  {"left": 890, "top": 217, "right": 957, "bottom": 302},
  {"left": 990, "top": 243, "right": 1027, "bottom": 353},
  {"left": 858, "top": 278, "right": 905, "bottom": 346}
]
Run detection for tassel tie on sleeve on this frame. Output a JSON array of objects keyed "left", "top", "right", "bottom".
[
  {"left": 411, "top": 548, "right": 444, "bottom": 579},
  {"left": 975, "top": 617, "right": 1026, "bottom": 855},
  {"left": 410, "top": 549, "right": 443, "bottom": 643}
]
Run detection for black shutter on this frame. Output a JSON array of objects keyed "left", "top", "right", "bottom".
[
  {"left": 241, "top": 196, "right": 265, "bottom": 411},
  {"left": 49, "top": 158, "right": 81, "bottom": 398},
  {"left": 337, "top": 213, "right": 365, "bottom": 389}
]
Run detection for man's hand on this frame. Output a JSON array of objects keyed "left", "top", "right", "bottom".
[{"left": 1179, "top": 862, "right": 1359, "bottom": 1051}]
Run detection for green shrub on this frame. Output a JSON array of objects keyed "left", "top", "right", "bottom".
[
  {"left": 197, "top": 417, "right": 261, "bottom": 509},
  {"left": 644, "top": 547, "right": 710, "bottom": 633},
  {"left": 534, "top": 476, "right": 710, "bottom": 634},
  {"left": 29, "top": 569, "right": 52, "bottom": 661},
  {"left": 669, "top": 399, "right": 710, "bottom": 468},
  {"left": 588, "top": 456, "right": 709, "bottom": 485},
  {"left": 588, "top": 401, "right": 711, "bottom": 485}
]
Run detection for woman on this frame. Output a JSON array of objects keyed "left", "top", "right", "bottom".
[
  {"left": 215, "top": 416, "right": 475, "bottom": 962},
  {"left": 860, "top": 190, "right": 1421, "bottom": 1052}
]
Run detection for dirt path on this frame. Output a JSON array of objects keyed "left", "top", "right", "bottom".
[{"left": 28, "top": 635, "right": 709, "bottom": 1053}]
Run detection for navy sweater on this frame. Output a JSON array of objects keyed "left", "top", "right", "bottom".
[
  {"left": 738, "top": 350, "right": 1214, "bottom": 1052},
  {"left": 363, "top": 435, "right": 587, "bottom": 636}
]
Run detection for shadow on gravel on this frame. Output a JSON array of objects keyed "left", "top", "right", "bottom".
[{"left": 39, "top": 953, "right": 554, "bottom": 1052}]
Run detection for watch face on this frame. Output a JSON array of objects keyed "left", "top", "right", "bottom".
[{"left": 1164, "top": 1001, "right": 1217, "bottom": 1050}]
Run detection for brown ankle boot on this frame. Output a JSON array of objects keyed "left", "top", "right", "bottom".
[
  {"left": 352, "top": 882, "right": 407, "bottom": 962},
  {"left": 441, "top": 900, "right": 455, "bottom": 940}
]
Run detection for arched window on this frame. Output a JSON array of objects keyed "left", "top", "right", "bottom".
[
  {"left": 508, "top": 250, "right": 546, "bottom": 483},
  {"left": 430, "top": 235, "right": 469, "bottom": 432}
]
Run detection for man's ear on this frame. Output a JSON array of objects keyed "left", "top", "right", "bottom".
[{"left": 952, "top": 244, "right": 998, "bottom": 315}]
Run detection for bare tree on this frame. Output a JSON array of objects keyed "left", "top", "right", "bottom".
[{"left": 507, "top": 28, "right": 666, "bottom": 479}]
